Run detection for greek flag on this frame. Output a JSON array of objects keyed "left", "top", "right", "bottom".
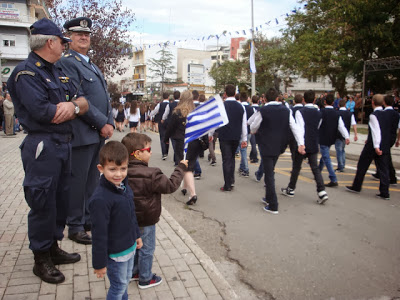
[
  {"left": 250, "top": 41, "right": 257, "bottom": 74},
  {"left": 184, "top": 95, "right": 229, "bottom": 152}
]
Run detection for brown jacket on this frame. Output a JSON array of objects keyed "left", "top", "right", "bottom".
[{"left": 127, "top": 159, "right": 187, "bottom": 227}]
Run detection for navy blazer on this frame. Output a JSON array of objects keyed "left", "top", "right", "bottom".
[{"left": 57, "top": 49, "right": 114, "bottom": 147}]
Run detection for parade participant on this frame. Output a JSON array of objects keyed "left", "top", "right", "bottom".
[
  {"left": 318, "top": 94, "right": 350, "bottom": 187},
  {"left": 281, "top": 90, "right": 329, "bottom": 204},
  {"left": 217, "top": 84, "right": 247, "bottom": 191},
  {"left": 121, "top": 133, "right": 187, "bottom": 288},
  {"left": 238, "top": 92, "right": 251, "bottom": 177},
  {"left": 346, "top": 94, "right": 395, "bottom": 200},
  {"left": 249, "top": 95, "right": 260, "bottom": 164},
  {"left": 7, "top": 18, "right": 89, "bottom": 283},
  {"left": 335, "top": 99, "right": 358, "bottom": 172},
  {"left": 58, "top": 17, "right": 114, "bottom": 245},
  {"left": 89, "top": 141, "right": 142, "bottom": 299},
  {"left": 162, "top": 91, "right": 180, "bottom": 165},
  {"left": 151, "top": 93, "right": 170, "bottom": 159},
  {"left": 251, "top": 88, "right": 304, "bottom": 214},
  {"left": 128, "top": 100, "right": 140, "bottom": 133}
]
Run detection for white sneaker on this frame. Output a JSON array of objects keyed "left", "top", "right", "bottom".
[{"left": 317, "top": 191, "right": 328, "bottom": 204}]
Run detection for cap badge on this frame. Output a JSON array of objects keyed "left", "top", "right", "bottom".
[{"left": 80, "top": 20, "right": 88, "bottom": 28}]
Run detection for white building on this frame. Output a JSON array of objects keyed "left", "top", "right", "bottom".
[{"left": 0, "top": 0, "right": 49, "bottom": 84}]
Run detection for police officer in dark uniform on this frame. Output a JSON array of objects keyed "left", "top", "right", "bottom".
[
  {"left": 57, "top": 17, "right": 114, "bottom": 245},
  {"left": 7, "top": 18, "right": 89, "bottom": 284}
]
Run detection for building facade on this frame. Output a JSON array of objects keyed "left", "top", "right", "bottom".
[{"left": 0, "top": 0, "right": 49, "bottom": 84}]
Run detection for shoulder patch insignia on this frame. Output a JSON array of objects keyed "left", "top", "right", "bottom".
[
  {"left": 15, "top": 70, "right": 35, "bottom": 82},
  {"left": 74, "top": 55, "right": 81, "bottom": 62},
  {"left": 35, "top": 61, "right": 41, "bottom": 67},
  {"left": 64, "top": 54, "right": 71, "bottom": 58}
]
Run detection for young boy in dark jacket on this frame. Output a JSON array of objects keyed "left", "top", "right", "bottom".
[
  {"left": 89, "top": 141, "right": 143, "bottom": 300},
  {"left": 121, "top": 133, "right": 188, "bottom": 289}
]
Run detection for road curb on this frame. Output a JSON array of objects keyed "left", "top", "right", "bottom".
[{"left": 162, "top": 207, "right": 238, "bottom": 299}]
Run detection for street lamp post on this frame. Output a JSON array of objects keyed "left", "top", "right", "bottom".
[{"left": 251, "top": 0, "right": 256, "bottom": 96}]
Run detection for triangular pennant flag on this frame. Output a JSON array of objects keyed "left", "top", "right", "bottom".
[{"left": 275, "top": 18, "right": 279, "bottom": 24}]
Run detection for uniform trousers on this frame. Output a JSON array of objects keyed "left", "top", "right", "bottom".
[
  {"left": 158, "top": 122, "right": 169, "bottom": 156},
  {"left": 67, "top": 142, "right": 103, "bottom": 234},
  {"left": 21, "top": 134, "right": 71, "bottom": 251},
  {"left": 288, "top": 151, "right": 325, "bottom": 193},
  {"left": 220, "top": 140, "right": 240, "bottom": 189},
  {"left": 352, "top": 145, "right": 390, "bottom": 197},
  {"left": 261, "top": 155, "right": 279, "bottom": 211}
]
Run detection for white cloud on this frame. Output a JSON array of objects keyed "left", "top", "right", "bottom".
[{"left": 124, "top": 0, "right": 297, "bottom": 48}]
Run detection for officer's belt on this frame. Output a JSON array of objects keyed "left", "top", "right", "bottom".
[{"left": 28, "top": 132, "right": 72, "bottom": 143}]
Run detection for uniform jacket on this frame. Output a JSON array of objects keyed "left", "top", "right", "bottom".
[
  {"left": 57, "top": 49, "right": 114, "bottom": 147},
  {"left": 127, "top": 159, "right": 186, "bottom": 227},
  {"left": 89, "top": 175, "right": 141, "bottom": 270},
  {"left": 7, "top": 52, "right": 75, "bottom": 134}
]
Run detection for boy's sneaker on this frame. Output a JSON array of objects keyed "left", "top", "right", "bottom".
[
  {"left": 263, "top": 205, "right": 279, "bottom": 215},
  {"left": 281, "top": 187, "right": 295, "bottom": 197},
  {"left": 240, "top": 170, "right": 249, "bottom": 177},
  {"left": 317, "top": 191, "right": 328, "bottom": 204},
  {"left": 261, "top": 197, "right": 268, "bottom": 205},
  {"left": 210, "top": 161, "right": 216, "bottom": 166},
  {"left": 138, "top": 274, "right": 163, "bottom": 289},
  {"left": 130, "top": 273, "right": 139, "bottom": 281},
  {"left": 194, "top": 173, "right": 201, "bottom": 180}
]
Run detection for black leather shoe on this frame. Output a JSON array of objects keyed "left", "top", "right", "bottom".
[
  {"left": 325, "top": 181, "right": 338, "bottom": 187},
  {"left": 68, "top": 231, "right": 92, "bottom": 245},
  {"left": 83, "top": 223, "right": 92, "bottom": 232},
  {"left": 50, "top": 242, "right": 81, "bottom": 265},
  {"left": 186, "top": 196, "right": 197, "bottom": 205},
  {"left": 33, "top": 251, "right": 65, "bottom": 284},
  {"left": 181, "top": 189, "right": 187, "bottom": 196}
]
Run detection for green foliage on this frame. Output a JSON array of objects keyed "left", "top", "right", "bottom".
[
  {"left": 208, "top": 60, "right": 243, "bottom": 94},
  {"left": 147, "top": 47, "right": 176, "bottom": 92},
  {"left": 282, "top": 0, "right": 400, "bottom": 95}
]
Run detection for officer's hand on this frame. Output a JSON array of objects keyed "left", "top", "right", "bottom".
[
  {"left": 100, "top": 124, "right": 114, "bottom": 138},
  {"left": 52, "top": 102, "right": 75, "bottom": 124},
  {"left": 74, "top": 97, "right": 89, "bottom": 115},
  {"left": 94, "top": 267, "right": 107, "bottom": 278}
]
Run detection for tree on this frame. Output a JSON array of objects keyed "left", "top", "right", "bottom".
[
  {"left": 147, "top": 46, "right": 176, "bottom": 92},
  {"left": 45, "top": 0, "right": 135, "bottom": 78},
  {"left": 209, "top": 60, "right": 244, "bottom": 93},
  {"left": 282, "top": 0, "right": 400, "bottom": 95}
]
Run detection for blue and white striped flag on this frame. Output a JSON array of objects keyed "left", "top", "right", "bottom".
[
  {"left": 250, "top": 41, "right": 256, "bottom": 74},
  {"left": 184, "top": 95, "right": 229, "bottom": 152}
]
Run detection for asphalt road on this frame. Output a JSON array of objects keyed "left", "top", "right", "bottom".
[{"left": 112, "top": 129, "right": 400, "bottom": 300}]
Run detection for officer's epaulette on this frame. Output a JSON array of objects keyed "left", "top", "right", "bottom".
[
  {"left": 15, "top": 70, "right": 35, "bottom": 82},
  {"left": 74, "top": 55, "right": 81, "bottom": 62}
]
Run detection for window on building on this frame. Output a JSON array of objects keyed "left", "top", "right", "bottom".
[
  {"left": 1, "top": 3, "right": 14, "bottom": 8},
  {"left": 3, "top": 40, "right": 16, "bottom": 47}
]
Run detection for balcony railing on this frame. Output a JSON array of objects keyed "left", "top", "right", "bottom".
[
  {"left": 133, "top": 59, "right": 145, "bottom": 66},
  {"left": 133, "top": 74, "right": 145, "bottom": 80}
]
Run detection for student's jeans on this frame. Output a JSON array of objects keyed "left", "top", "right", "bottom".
[
  {"left": 319, "top": 145, "right": 337, "bottom": 183},
  {"left": 335, "top": 139, "right": 346, "bottom": 171},
  {"left": 239, "top": 145, "right": 249, "bottom": 173},
  {"left": 107, "top": 255, "right": 134, "bottom": 300},
  {"left": 194, "top": 159, "right": 201, "bottom": 175},
  {"left": 133, "top": 225, "right": 155, "bottom": 282}
]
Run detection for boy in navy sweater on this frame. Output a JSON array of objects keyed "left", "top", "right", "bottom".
[{"left": 89, "top": 141, "right": 142, "bottom": 300}]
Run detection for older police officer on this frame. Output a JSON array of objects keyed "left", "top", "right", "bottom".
[
  {"left": 57, "top": 17, "right": 114, "bottom": 245},
  {"left": 7, "top": 18, "right": 89, "bottom": 284}
]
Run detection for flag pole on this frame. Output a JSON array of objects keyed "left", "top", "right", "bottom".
[{"left": 251, "top": 0, "right": 256, "bottom": 96}]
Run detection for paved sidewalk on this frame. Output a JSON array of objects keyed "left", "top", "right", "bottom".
[{"left": 0, "top": 132, "right": 237, "bottom": 300}]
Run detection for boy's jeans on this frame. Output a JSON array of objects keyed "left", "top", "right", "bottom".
[
  {"left": 133, "top": 225, "right": 155, "bottom": 282},
  {"left": 107, "top": 255, "right": 134, "bottom": 300},
  {"left": 239, "top": 137, "right": 249, "bottom": 173},
  {"left": 335, "top": 139, "right": 345, "bottom": 170},
  {"left": 319, "top": 145, "right": 337, "bottom": 183}
]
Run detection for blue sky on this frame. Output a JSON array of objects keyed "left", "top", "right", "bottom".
[{"left": 123, "top": 0, "right": 301, "bottom": 49}]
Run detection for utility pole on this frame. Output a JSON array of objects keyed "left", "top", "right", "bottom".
[{"left": 251, "top": 0, "right": 256, "bottom": 96}]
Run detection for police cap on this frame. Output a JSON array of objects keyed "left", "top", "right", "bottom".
[
  {"left": 64, "top": 17, "right": 92, "bottom": 33},
  {"left": 30, "top": 18, "right": 72, "bottom": 43}
]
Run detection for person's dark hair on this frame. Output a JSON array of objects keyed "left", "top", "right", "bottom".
[
  {"left": 325, "top": 93, "right": 334, "bottom": 105},
  {"left": 99, "top": 141, "right": 128, "bottom": 166},
  {"left": 294, "top": 94, "right": 303, "bottom": 104},
  {"left": 265, "top": 88, "right": 278, "bottom": 102},
  {"left": 251, "top": 95, "right": 258, "bottom": 104},
  {"left": 384, "top": 95, "right": 394, "bottom": 106},
  {"left": 161, "top": 92, "right": 168, "bottom": 100},
  {"left": 199, "top": 94, "right": 206, "bottom": 103},
  {"left": 339, "top": 99, "right": 346, "bottom": 107},
  {"left": 304, "top": 90, "right": 315, "bottom": 103},
  {"left": 192, "top": 90, "right": 199, "bottom": 100},
  {"left": 240, "top": 92, "right": 248, "bottom": 102},
  {"left": 130, "top": 100, "right": 138, "bottom": 114},
  {"left": 121, "top": 133, "right": 152, "bottom": 159},
  {"left": 173, "top": 90, "right": 181, "bottom": 100},
  {"left": 225, "top": 84, "right": 236, "bottom": 97}
]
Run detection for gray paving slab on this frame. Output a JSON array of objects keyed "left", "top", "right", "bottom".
[{"left": 0, "top": 132, "right": 236, "bottom": 299}]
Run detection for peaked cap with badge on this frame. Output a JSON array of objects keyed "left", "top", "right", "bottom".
[
  {"left": 30, "top": 18, "right": 72, "bottom": 43},
  {"left": 64, "top": 17, "right": 92, "bottom": 33}
]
